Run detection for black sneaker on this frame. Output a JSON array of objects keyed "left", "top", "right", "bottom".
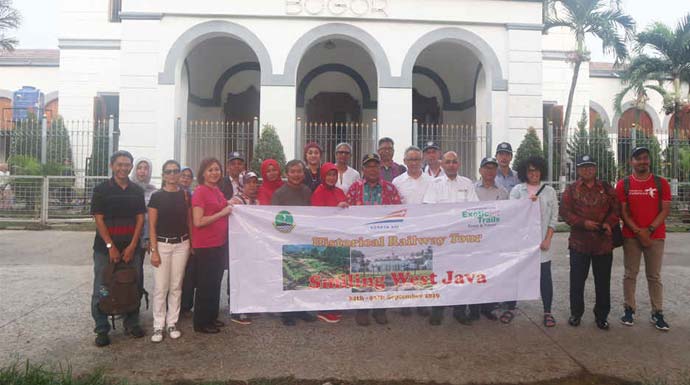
[
  {"left": 650, "top": 312, "right": 670, "bottom": 331},
  {"left": 95, "top": 333, "right": 110, "bottom": 347},
  {"left": 620, "top": 306, "right": 634, "bottom": 326},
  {"left": 568, "top": 316, "right": 581, "bottom": 327},
  {"left": 596, "top": 319, "right": 609, "bottom": 330},
  {"left": 128, "top": 325, "right": 145, "bottom": 338}
]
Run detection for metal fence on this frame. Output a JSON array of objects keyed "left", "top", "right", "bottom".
[
  {"left": 182, "top": 118, "right": 258, "bottom": 176},
  {"left": 0, "top": 175, "right": 108, "bottom": 223},
  {"left": 297, "top": 118, "right": 377, "bottom": 167},
  {"left": 413, "top": 120, "right": 487, "bottom": 178},
  {"left": 0, "top": 117, "right": 116, "bottom": 177}
]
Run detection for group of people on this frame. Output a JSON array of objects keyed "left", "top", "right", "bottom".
[{"left": 89, "top": 136, "right": 672, "bottom": 347}]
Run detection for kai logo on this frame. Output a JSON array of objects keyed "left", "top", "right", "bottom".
[
  {"left": 274, "top": 210, "right": 296, "bottom": 233},
  {"left": 462, "top": 208, "right": 501, "bottom": 228},
  {"left": 365, "top": 209, "right": 407, "bottom": 230}
]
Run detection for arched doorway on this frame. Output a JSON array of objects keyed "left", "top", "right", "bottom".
[
  {"left": 295, "top": 38, "right": 378, "bottom": 164},
  {"left": 183, "top": 36, "right": 261, "bottom": 172},
  {"left": 411, "top": 41, "right": 484, "bottom": 177}
]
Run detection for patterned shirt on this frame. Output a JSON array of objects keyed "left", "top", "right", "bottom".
[
  {"left": 560, "top": 179, "right": 620, "bottom": 255},
  {"left": 346, "top": 179, "right": 402, "bottom": 206}
]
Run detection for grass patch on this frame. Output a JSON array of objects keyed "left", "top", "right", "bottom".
[{"left": 4, "top": 363, "right": 690, "bottom": 385}]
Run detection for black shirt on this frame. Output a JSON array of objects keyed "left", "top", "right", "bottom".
[
  {"left": 148, "top": 189, "right": 190, "bottom": 238},
  {"left": 90, "top": 178, "right": 146, "bottom": 253},
  {"left": 303, "top": 167, "right": 321, "bottom": 192}
]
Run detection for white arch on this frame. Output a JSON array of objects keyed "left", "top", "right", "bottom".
[{"left": 158, "top": 20, "right": 274, "bottom": 85}]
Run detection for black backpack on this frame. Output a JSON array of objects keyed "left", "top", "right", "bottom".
[{"left": 98, "top": 262, "right": 148, "bottom": 329}]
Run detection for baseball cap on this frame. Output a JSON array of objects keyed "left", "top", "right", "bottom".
[
  {"left": 362, "top": 153, "right": 381, "bottom": 165},
  {"left": 422, "top": 141, "right": 440, "bottom": 152},
  {"left": 576, "top": 154, "right": 596, "bottom": 167},
  {"left": 228, "top": 151, "right": 245, "bottom": 162},
  {"left": 496, "top": 142, "right": 513, "bottom": 154},
  {"left": 631, "top": 146, "right": 650, "bottom": 158},
  {"left": 480, "top": 156, "right": 499, "bottom": 168},
  {"left": 243, "top": 171, "right": 258, "bottom": 183}
]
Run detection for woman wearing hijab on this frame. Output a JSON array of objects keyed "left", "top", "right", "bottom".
[
  {"left": 311, "top": 162, "right": 348, "bottom": 323},
  {"left": 257, "top": 159, "right": 283, "bottom": 205},
  {"left": 130, "top": 158, "right": 158, "bottom": 295}
]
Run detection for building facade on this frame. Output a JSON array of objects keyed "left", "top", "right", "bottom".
[{"left": 1, "top": 0, "right": 686, "bottom": 175}]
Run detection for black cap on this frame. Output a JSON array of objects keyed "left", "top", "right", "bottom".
[
  {"left": 228, "top": 151, "right": 245, "bottom": 162},
  {"left": 576, "top": 154, "right": 596, "bottom": 167},
  {"left": 422, "top": 141, "right": 440, "bottom": 152},
  {"left": 496, "top": 142, "right": 513, "bottom": 154},
  {"left": 362, "top": 153, "right": 381, "bottom": 165},
  {"left": 480, "top": 156, "right": 499, "bottom": 168},
  {"left": 631, "top": 146, "right": 650, "bottom": 158}
]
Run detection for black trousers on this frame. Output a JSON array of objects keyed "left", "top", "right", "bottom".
[
  {"left": 181, "top": 253, "right": 195, "bottom": 311},
  {"left": 193, "top": 245, "right": 226, "bottom": 329},
  {"left": 569, "top": 250, "right": 612, "bottom": 321}
]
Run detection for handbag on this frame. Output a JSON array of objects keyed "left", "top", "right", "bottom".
[{"left": 602, "top": 183, "right": 623, "bottom": 248}]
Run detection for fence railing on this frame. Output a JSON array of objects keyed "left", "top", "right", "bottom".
[
  {"left": 413, "top": 120, "right": 486, "bottom": 178},
  {"left": 0, "top": 175, "right": 109, "bottom": 223},
  {"left": 297, "top": 119, "right": 377, "bottom": 167},
  {"left": 182, "top": 118, "right": 259, "bottom": 175},
  {"left": 549, "top": 124, "right": 689, "bottom": 184},
  {"left": 0, "top": 117, "right": 116, "bottom": 177}
]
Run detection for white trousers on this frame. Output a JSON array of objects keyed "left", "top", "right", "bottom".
[{"left": 152, "top": 240, "right": 190, "bottom": 329}]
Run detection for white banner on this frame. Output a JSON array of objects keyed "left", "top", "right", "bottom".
[{"left": 228, "top": 200, "right": 541, "bottom": 313}]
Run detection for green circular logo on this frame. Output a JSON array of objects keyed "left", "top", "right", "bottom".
[{"left": 273, "top": 210, "right": 296, "bottom": 233}]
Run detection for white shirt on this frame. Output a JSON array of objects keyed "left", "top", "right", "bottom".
[
  {"left": 336, "top": 166, "right": 360, "bottom": 193},
  {"left": 423, "top": 175, "right": 479, "bottom": 204},
  {"left": 392, "top": 172, "right": 434, "bottom": 204},
  {"left": 424, "top": 164, "right": 445, "bottom": 178}
]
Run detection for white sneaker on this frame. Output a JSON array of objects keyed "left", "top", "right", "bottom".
[
  {"left": 167, "top": 325, "right": 181, "bottom": 339},
  {"left": 151, "top": 328, "right": 164, "bottom": 343}
]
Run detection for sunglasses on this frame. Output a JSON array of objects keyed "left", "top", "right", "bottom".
[
  {"left": 163, "top": 169, "right": 181, "bottom": 175},
  {"left": 336, "top": 151, "right": 351, "bottom": 155}
]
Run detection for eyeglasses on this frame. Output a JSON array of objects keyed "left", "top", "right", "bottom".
[
  {"left": 405, "top": 158, "right": 422, "bottom": 162},
  {"left": 336, "top": 151, "right": 351, "bottom": 155},
  {"left": 163, "top": 169, "right": 181, "bottom": 175}
]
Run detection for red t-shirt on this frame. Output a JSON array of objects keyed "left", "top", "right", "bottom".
[
  {"left": 191, "top": 184, "right": 228, "bottom": 248},
  {"left": 615, "top": 175, "right": 671, "bottom": 239}
]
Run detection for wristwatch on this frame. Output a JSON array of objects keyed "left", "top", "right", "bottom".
[
  {"left": 106, "top": 242, "right": 113, "bottom": 249},
  {"left": 648, "top": 225, "right": 656, "bottom": 233}
]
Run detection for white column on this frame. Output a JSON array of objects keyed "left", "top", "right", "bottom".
[
  {"left": 507, "top": 27, "right": 543, "bottom": 144},
  {"left": 260, "top": 85, "right": 297, "bottom": 159},
  {"left": 378, "top": 87, "right": 412, "bottom": 163},
  {"left": 119, "top": 19, "right": 161, "bottom": 168}
]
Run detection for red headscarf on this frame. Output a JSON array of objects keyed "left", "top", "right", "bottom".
[
  {"left": 257, "top": 159, "right": 283, "bottom": 205},
  {"left": 311, "top": 162, "right": 346, "bottom": 207}
]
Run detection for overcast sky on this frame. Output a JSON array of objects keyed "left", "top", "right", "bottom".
[{"left": 11, "top": 0, "right": 690, "bottom": 62}]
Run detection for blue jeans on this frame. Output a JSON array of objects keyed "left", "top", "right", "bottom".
[{"left": 91, "top": 248, "right": 144, "bottom": 334}]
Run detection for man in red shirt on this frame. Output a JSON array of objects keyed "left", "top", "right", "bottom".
[{"left": 615, "top": 147, "right": 671, "bottom": 331}]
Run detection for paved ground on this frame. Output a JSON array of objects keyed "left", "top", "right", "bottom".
[{"left": 0, "top": 230, "right": 688, "bottom": 384}]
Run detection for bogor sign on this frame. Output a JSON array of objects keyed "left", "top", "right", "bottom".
[{"left": 286, "top": 0, "right": 389, "bottom": 17}]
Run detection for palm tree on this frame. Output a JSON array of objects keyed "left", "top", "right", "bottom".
[
  {"left": 615, "top": 14, "right": 690, "bottom": 177},
  {"left": 544, "top": 0, "right": 635, "bottom": 176},
  {"left": 0, "top": 0, "right": 21, "bottom": 52}
]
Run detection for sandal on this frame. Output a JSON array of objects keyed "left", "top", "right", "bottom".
[
  {"left": 543, "top": 313, "right": 556, "bottom": 328},
  {"left": 499, "top": 310, "right": 515, "bottom": 324}
]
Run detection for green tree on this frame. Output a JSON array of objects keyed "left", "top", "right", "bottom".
[
  {"left": 250, "top": 124, "right": 287, "bottom": 174},
  {"left": 544, "top": 0, "right": 635, "bottom": 176},
  {"left": 567, "top": 109, "right": 617, "bottom": 182},
  {"left": 9, "top": 114, "right": 73, "bottom": 168},
  {"left": 514, "top": 128, "right": 545, "bottom": 172},
  {"left": 0, "top": 0, "right": 20, "bottom": 52},
  {"left": 615, "top": 14, "right": 690, "bottom": 179}
]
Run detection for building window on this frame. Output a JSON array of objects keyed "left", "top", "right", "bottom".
[{"left": 109, "top": 0, "right": 121, "bottom": 23}]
